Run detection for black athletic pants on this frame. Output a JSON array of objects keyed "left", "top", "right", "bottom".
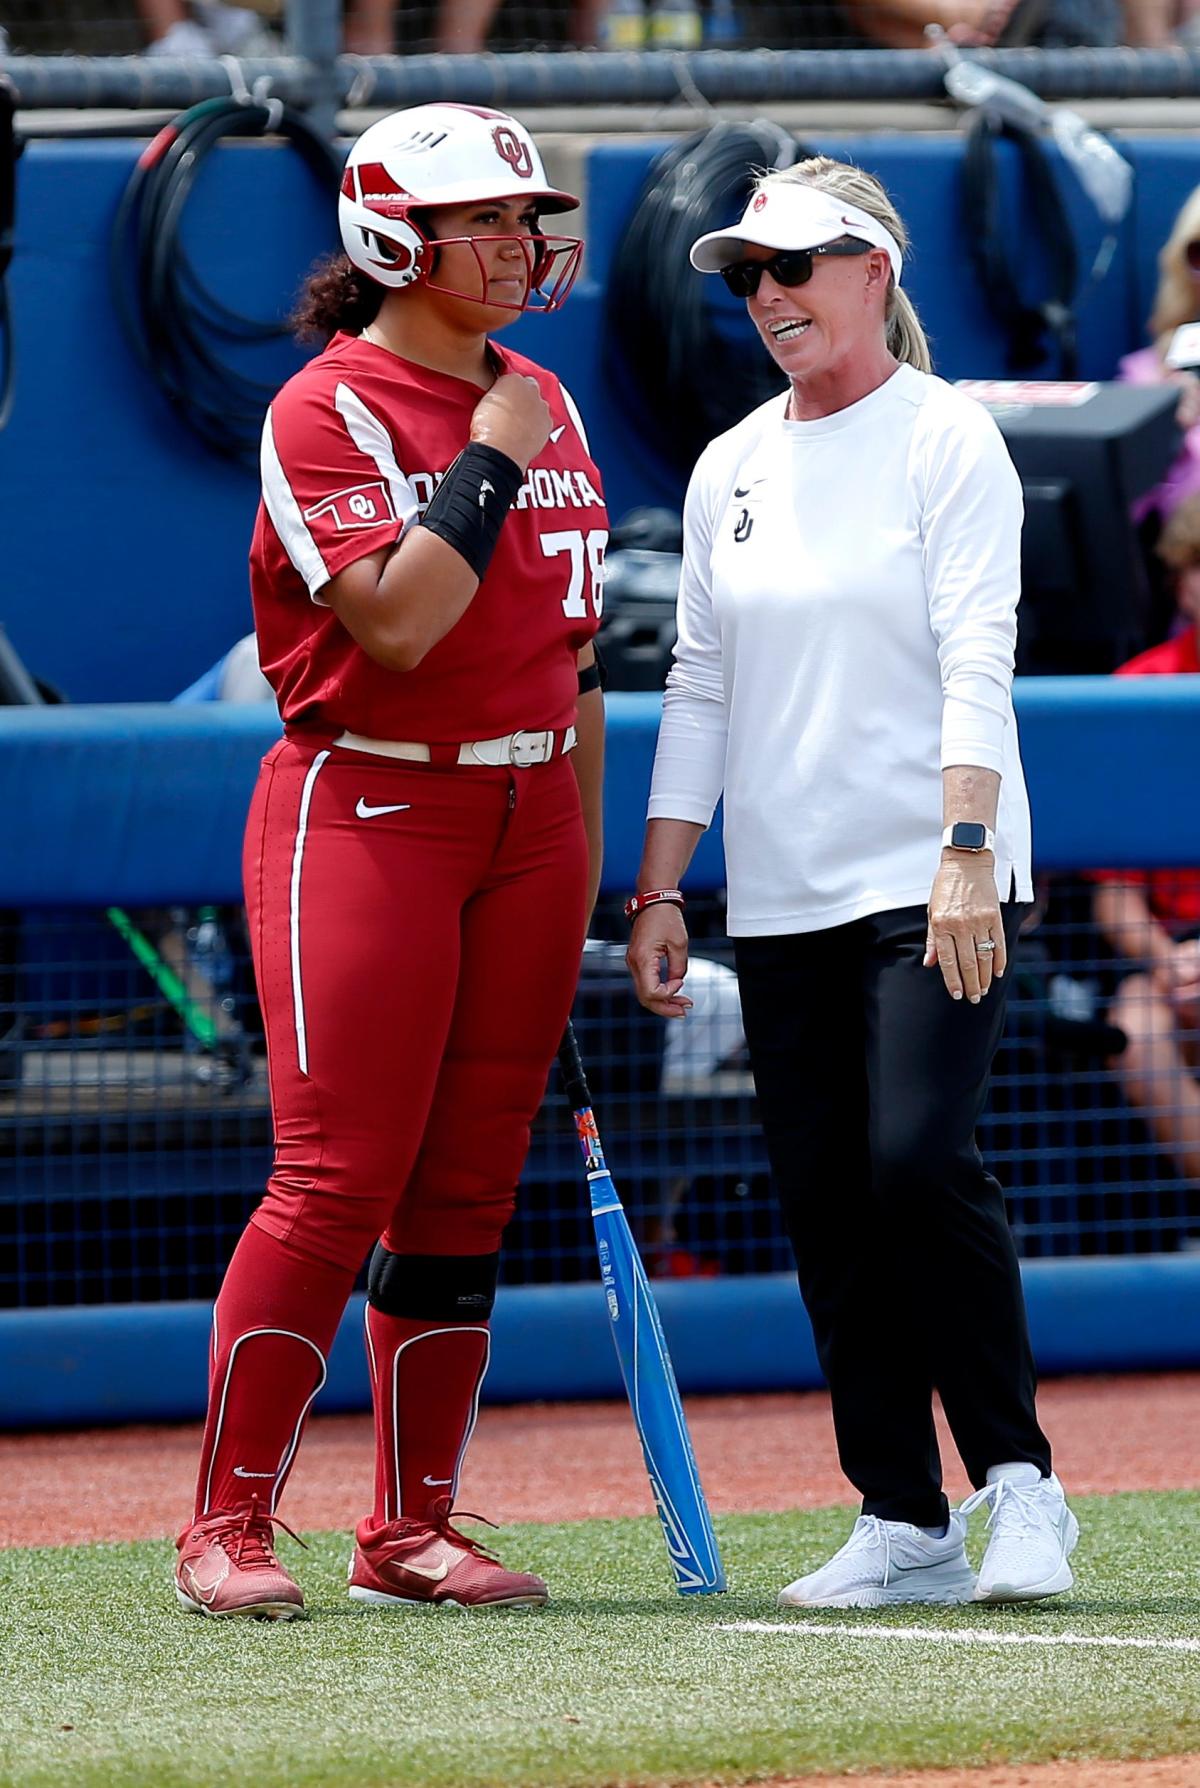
[{"left": 734, "top": 902, "right": 1050, "bottom": 1529}]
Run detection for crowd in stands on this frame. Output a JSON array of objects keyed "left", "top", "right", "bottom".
[
  {"left": 3, "top": 0, "right": 1200, "bottom": 60},
  {"left": 128, "top": 0, "right": 1200, "bottom": 58},
  {"left": 128, "top": 0, "right": 1200, "bottom": 59}
]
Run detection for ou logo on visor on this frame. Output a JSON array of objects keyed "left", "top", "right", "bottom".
[{"left": 493, "top": 126, "right": 534, "bottom": 179}]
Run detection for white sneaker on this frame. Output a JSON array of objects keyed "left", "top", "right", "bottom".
[
  {"left": 777, "top": 1511, "right": 976, "bottom": 1610},
  {"left": 961, "top": 1466, "right": 1079, "bottom": 1603}
]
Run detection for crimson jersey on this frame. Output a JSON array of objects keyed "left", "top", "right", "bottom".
[
  {"left": 251, "top": 333, "right": 607, "bottom": 741},
  {"left": 1092, "top": 628, "right": 1200, "bottom": 932}
]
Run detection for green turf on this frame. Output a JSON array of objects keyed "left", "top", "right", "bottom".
[{"left": 2, "top": 1494, "right": 1199, "bottom": 1788}]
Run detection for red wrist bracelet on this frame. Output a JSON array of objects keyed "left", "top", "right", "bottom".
[{"left": 624, "top": 888, "right": 686, "bottom": 923}]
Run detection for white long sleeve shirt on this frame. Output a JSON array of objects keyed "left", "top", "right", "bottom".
[{"left": 647, "top": 364, "right": 1034, "bottom": 936}]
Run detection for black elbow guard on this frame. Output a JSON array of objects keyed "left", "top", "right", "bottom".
[{"left": 578, "top": 640, "right": 607, "bottom": 695}]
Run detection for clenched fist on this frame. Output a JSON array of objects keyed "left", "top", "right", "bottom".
[{"left": 470, "top": 374, "right": 552, "bottom": 472}]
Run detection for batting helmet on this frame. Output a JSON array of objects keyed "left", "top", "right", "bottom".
[{"left": 338, "top": 103, "right": 582, "bottom": 312}]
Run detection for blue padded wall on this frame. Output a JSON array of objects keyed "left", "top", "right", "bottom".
[
  {"left": 5, "top": 139, "right": 331, "bottom": 704},
  {"left": 6, "top": 1255, "right": 1200, "bottom": 1427},
  {"left": 4, "top": 130, "right": 1200, "bottom": 705},
  {"left": 0, "top": 681, "right": 1197, "bottom": 907}
]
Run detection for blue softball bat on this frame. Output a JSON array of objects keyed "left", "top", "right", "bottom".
[{"left": 558, "top": 1026, "right": 727, "bottom": 1596}]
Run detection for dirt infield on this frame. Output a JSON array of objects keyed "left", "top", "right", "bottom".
[
  {"left": 1, "top": 1370, "right": 1198, "bottom": 1549},
  {"left": 746, "top": 1766, "right": 1200, "bottom": 1788}
]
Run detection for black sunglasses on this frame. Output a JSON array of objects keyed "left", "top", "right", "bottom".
[{"left": 719, "top": 239, "right": 872, "bottom": 298}]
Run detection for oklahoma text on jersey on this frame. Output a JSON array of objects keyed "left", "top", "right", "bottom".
[{"left": 251, "top": 334, "right": 608, "bottom": 745}]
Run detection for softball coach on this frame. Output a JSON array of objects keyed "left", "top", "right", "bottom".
[{"left": 626, "top": 157, "right": 1078, "bottom": 1610}]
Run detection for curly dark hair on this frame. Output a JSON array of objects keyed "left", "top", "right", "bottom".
[{"left": 291, "top": 253, "right": 383, "bottom": 344}]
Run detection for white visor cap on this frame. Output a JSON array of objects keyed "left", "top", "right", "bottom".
[{"left": 690, "top": 184, "right": 903, "bottom": 287}]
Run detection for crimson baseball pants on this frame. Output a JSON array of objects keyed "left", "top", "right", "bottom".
[
  {"left": 734, "top": 901, "right": 1050, "bottom": 1530},
  {"left": 191, "top": 736, "right": 588, "bottom": 1519},
  {"left": 248, "top": 736, "right": 589, "bottom": 1265}
]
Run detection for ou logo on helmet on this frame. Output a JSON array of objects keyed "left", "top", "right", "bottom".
[{"left": 493, "top": 126, "right": 534, "bottom": 180}]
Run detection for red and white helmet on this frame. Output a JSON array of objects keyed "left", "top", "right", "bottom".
[{"left": 338, "top": 103, "right": 582, "bottom": 313}]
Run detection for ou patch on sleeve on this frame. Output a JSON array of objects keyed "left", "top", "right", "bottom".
[{"left": 303, "top": 481, "right": 398, "bottom": 532}]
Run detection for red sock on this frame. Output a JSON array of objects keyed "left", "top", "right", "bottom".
[
  {"left": 193, "top": 1220, "right": 355, "bottom": 1519},
  {"left": 364, "top": 1308, "right": 490, "bottom": 1525}
]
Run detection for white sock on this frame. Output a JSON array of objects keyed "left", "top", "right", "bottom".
[{"left": 985, "top": 1461, "right": 1043, "bottom": 1487}]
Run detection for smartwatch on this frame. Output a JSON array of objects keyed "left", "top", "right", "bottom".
[{"left": 941, "top": 822, "right": 996, "bottom": 854}]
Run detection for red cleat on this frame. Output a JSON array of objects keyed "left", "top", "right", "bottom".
[
  {"left": 175, "top": 1497, "right": 306, "bottom": 1621},
  {"left": 348, "top": 1498, "right": 547, "bottom": 1610}
]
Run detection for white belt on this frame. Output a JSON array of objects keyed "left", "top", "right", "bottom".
[{"left": 335, "top": 726, "right": 577, "bottom": 768}]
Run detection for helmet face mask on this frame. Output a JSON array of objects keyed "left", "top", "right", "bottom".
[
  {"left": 338, "top": 104, "right": 583, "bottom": 314},
  {"left": 355, "top": 215, "right": 583, "bottom": 315}
]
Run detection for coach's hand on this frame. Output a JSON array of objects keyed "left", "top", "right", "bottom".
[
  {"left": 925, "top": 851, "right": 1006, "bottom": 1005},
  {"left": 627, "top": 905, "right": 694, "bottom": 1020},
  {"left": 470, "top": 374, "right": 552, "bottom": 471}
]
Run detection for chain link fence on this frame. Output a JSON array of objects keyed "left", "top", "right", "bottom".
[{"left": 3, "top": 879, "right": 1197, "bottom": 1312}]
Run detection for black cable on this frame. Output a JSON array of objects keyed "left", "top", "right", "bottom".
[
  {"left": 605, "top": 121, "right": 814, "bottom": 478},
  {"left": 110, "top": 94, "right": 344, "bottom": 464},
  {"left": 962, "top": 110, "right": 1080, "bottom": 379}
]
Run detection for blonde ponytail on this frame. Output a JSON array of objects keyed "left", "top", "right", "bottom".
[
  {"left": 887, "top": 286, "right": 932, "bottom": 374},
  {"left": 756, "top": 157, "right": 934, "bottom": 372}
]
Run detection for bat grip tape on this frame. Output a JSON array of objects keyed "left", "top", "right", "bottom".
[{"left": 557, "top": 1021, "right": 592, "bottom": 1110}]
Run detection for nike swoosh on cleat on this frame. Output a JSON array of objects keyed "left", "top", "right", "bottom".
[
  {"left": 393, "top": 1558, "right": 450, "bottom": 1584},
  {"left": 356, "top": 800, "right": 412, "bottom": 820},
  {"left": 422, "top": 1476, "right": 453, "bottom": 1487},
  {"left": 233, "top": 1466, "right": 275, "bottom": 1479},
  {"left": 185, "top": 1560, "right": 230, "bottom": 1604},
  {"left": 888, "top": 1558, "right": 966, "bottom": 1576}
]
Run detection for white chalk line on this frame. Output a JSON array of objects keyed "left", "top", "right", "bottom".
[{"left": 721, "top": 1621, "right": 1200, "bottom": 1654}]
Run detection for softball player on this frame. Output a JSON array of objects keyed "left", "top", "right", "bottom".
[{"left": 175, "top": 104, "right": 607, "bottom": 1620}]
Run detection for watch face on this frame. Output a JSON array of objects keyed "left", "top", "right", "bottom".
[{"left": 951, "top": 822, "right": 988, "bottom": 851}]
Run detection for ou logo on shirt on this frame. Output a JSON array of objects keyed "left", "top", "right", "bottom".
[{"left": 303, "top": 481, "right": 396, "bottom": 532}]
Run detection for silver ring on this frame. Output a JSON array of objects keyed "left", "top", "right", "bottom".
[{"left": 975, "top": 940, "right": 997, "bottom": 954}]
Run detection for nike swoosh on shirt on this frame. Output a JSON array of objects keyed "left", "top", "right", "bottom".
[
  {"left": 549, "top": 425, "right": 566, "bottom": 443},
  {"left": 733, "top": 479, "right": 766, "bottom": 498},
  {"left": 356, "top": 800, "right": 412, "bottom": 820}
]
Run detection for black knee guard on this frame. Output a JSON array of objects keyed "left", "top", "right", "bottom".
[{"left": 366, "top": 1244, "right": 500, "bottom": 1323}]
